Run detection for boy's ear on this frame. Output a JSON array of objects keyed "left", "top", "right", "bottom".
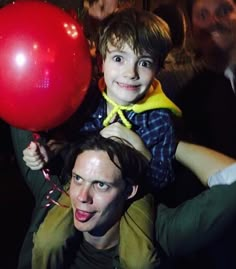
[{"left": 126, "top": 185, "right": 138, "bottom": 200}]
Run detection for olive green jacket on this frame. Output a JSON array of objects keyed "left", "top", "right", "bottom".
[{"left": 11, "top": 127, "right": 236, "bottom": 269}]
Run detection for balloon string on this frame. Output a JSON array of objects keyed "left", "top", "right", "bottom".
[{"left": 33, "top": 132, "right": 69, "bottom": 208}]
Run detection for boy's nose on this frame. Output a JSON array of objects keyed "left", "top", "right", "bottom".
[{"left": 124, "top": 65, "right": 138, "bottom": 79}]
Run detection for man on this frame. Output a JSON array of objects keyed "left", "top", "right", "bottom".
[
  {"left": 168, "top": 1, "right": 236, "bottom": 268},
  {"left": 186, "top": 0, "right": 236, "bottom": 70},
  {"left": 176, "top": 0, "right": 236, "bottom": 158},
  {"left": 11, "top": 128, "right": 236, "bottom": 269}
]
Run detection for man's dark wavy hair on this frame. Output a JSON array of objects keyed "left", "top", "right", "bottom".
[
  {"left": 186, "top": 0, "right": 197, "bottom": 22},
  {"left": 63, "top": 134, "right": 148, "bottom": 190}
]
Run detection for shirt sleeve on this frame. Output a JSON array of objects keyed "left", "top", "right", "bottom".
[
  {"left": 208, "top": 163, "right": 236, "bottom": 187},
  {"left": 145, "top": 111, "right": 176, "bottom": 191},
  {"left": 155, "top": 181, "right": 236, "bottom": 257}
]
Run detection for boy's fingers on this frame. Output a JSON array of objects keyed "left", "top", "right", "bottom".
[{"left": 28, "top": 141, "right": 38, "bottom": 151}]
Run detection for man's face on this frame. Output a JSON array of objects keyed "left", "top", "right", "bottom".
[
  {"left": 103, "top": 42, "right": 156, "bottom": 106},
  {"left": 191, "top": 0, "right": 236, "bottom": 54},
  {"left": 88, "top": 0, "right": 119, "bottom": 20},
  {"left": 70, "top": 150, "right": 136, "bottom": 235}
]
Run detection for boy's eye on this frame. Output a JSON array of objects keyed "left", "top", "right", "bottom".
[
  {"left": 113, "top": 56, "right": 123, "bottom": 62},
  {"left": 139, "top": 60, "right": 153, "bottom": 68},
  {"left": 95, "top": 181, "right": 110, "bottom": 191}
]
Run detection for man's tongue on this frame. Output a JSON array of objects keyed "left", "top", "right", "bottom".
[{"left": 75, "top": 209, "right": 94, "bottom": 222}]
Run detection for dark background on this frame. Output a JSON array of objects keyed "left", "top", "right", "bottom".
[{"left": 0, "top": 120, "right": 34, "bottom": 269}]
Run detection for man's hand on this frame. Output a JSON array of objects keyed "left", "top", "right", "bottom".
[{"left": 100, "top": 122, "right": 151, "bottom": 161}]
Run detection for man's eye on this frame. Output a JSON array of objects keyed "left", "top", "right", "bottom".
[
  {"left": 218, "top": 4, "right": 233, "bottom": 17},
  {"left": 72, "top": 174, "right": 82, "bottom": 183},
  {"left": 196, "top": 9, "right": 208, "bottom": 21},
  {"left": 113, "top": 56, "right": 122, "bottom": 62},
  {"left": 95, "top": 182, "right": 110, "bottom": 191}
]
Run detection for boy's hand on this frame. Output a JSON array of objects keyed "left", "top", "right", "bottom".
[
  {"left": 100, "top": 122, "right": 151, "bottom": 161},
  {"left": 23, "top": 141, "right": 49, "bottom": 170},
  {"left": 23, "top": 139, "right": 67, "bottom": 170}
]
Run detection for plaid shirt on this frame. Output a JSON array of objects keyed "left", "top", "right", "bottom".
[{"left": 79, "top": 96, "right": 176, "bottom": 192}]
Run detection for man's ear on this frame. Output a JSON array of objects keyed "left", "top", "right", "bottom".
[{"left": 126, "top": 185, "right": 138, "bottom": 200}]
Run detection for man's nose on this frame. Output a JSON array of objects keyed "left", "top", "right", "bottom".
[
  {"left": 77, "top": 185, "right": 92, "bottom": 203},
  {"left": 208, "top": 14, "right": 221, "bottom": 26}
]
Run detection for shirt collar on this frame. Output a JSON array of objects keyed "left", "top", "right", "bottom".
[{"left": 224, "top": 66, "right": 236, "bottom": 94}]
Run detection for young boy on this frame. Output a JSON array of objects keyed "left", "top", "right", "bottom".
[{"left": 24, "top": 8, "right": 181, "bottom": 193}]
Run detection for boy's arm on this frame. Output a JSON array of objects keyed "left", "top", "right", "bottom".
[
  {"left": 100, "top": 122, "right": 151, "bottom": 161},
  {"left": 101, "top": 111, "right": 176, "bottom": 191},
  {"left": 175, "top": 141, "right": 236, "bottom": 187},
  {"left": 10, "top": 127, "right": 63, "bottom": 201},
  {"left": 146, "top": 111, "right": 176, "bottom": 191}
]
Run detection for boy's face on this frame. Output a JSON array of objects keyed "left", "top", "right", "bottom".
[{"left": 103, "top": 42, "right": 156, "bottom": 105}]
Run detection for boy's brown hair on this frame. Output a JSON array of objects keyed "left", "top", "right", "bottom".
[{"left": 98, "top": 7, "right": 172, "bottom": 69}]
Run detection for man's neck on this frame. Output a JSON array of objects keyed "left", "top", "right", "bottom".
[
  {"left": 83, "top": 221, "right": 120, "bottom": 250},
  {"left": 203, "top": 50, "right": 229, "bottom": 73}
]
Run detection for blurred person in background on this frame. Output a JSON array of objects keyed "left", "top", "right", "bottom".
[{"left": 169, "top": 0, "right": 236, "bottom": 268}]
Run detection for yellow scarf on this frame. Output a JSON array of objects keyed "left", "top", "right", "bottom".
[{"left": 98, "top": 77, "right": 182, "bottom": 129}]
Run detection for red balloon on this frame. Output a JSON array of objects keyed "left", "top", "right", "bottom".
[{"left": 0, "top": 1, "right": 91, "bottom": 131}]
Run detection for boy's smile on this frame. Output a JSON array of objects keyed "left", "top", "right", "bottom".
[
  {"left": 103, "top": 43, "right": 156, "bottom": 106},
  {"left": 116, "top": 82, "right": 140, "bottom": 91}
]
